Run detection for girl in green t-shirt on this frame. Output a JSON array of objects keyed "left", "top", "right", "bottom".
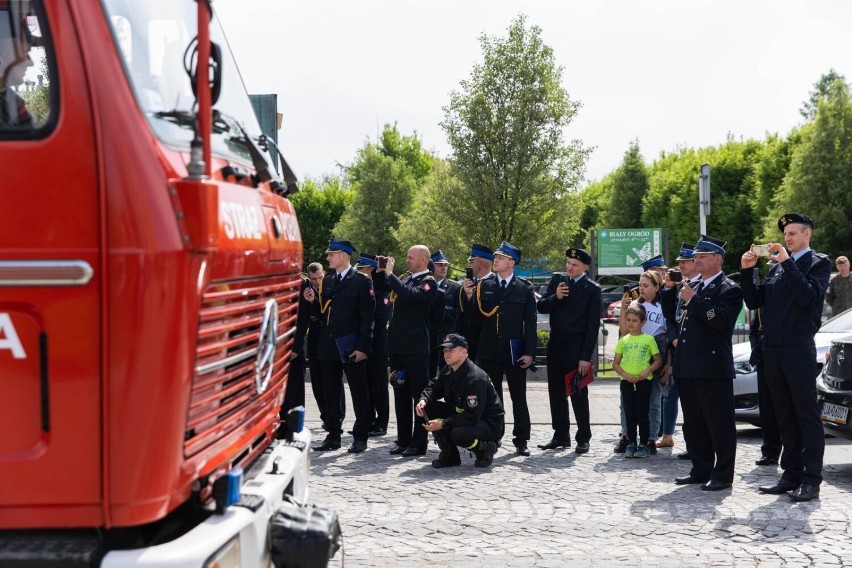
[{"left": 613, "top": 304, "right": 662, "bottom": 458}]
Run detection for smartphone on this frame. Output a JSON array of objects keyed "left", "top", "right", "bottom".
[
  {"left": 752, "top": 244, "right": 771, "bottom": 257},
  {"left": 466, "top": 267, "right": 474, "bottom": 280},
  {"left": 378, "top": 256, "right": 388, "bottom": 269},
  {"left": 668, "top": 269, "right": 683, "bottom": 282}
]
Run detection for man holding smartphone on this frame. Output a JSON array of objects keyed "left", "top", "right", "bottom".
[
  {"left": 741, "top": 213, "right": 831, "bottom": 501},
  {"left": 383, "top": 245, "right": 437, "bottom": 457},
  {"left": 536, "top": 247, "right": 601, "bottom": 454},
  {"left": 456, "top": 244, "right": 495, "bottom": 362}
]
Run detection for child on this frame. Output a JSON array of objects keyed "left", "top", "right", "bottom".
[{"left": 613, "top": 304, "right": 662, "bottom": 458}]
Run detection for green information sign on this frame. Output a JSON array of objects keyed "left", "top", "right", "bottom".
[{"left": 597, "top": 228, "right": 663, "bottom": 275}]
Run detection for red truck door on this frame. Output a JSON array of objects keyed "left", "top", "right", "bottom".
[{"left": 0, "top": 1, "right": 104, "bottom": 527}]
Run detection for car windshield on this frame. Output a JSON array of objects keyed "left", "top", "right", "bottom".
[
  {"left": 820, "top": 307, "right": 852, "bottom": 333},
  {"left": 102, "top": 0, "right": 274, "bottom": 168}
]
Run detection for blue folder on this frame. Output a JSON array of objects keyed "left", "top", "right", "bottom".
[{"left": 335, "top": 333, "right": 359, "bottom": 363}]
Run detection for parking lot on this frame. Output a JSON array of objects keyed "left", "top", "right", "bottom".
[{"left": 304, "top": 379, "right": 852, "bottom": 567}]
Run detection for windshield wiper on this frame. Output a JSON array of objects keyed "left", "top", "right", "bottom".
[{"left": 152, "top": 109, "right": 230, "bottom": 134}]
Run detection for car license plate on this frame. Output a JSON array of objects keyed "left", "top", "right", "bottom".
[{"left": 821, "top": 402, "right": 849, "bottom": 425}]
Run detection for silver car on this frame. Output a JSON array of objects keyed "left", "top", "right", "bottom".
[{"left": 733, "top": 307, "right": 852, "bottom": 425}]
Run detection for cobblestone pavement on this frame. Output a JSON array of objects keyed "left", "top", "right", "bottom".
[{"left": 304, "top": 379, "right": 852, "bottom": 567}]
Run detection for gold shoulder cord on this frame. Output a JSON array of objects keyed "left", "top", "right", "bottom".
[
  {"left": 475, "top": 280, "right": 501, "bottom": 334},
  {"left": 318, "top": 276, "right": 332, "bottom": 322},
  {"left": 458, "top": 284, "right": 466, "bottom": 312}
]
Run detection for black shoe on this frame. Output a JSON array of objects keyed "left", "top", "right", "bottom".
[
  {"left": 312, "top": 435, "right": 341, "bottom": 452},
  {"left": 347, "top": 440, "right": 367, "bottom": 453},
  {"left": 347, "top": 429, "right": 354, "bottom": 435},
  {"left": 788, "top": 483, "right": 820, "bottom": 502},
  {"left": 514, "top": 442, "right": 530, "bottom": 456},
  {"left": 613, "top": 437, "right": 629, "bottom": 454},
  {"left": 389, "top": 444, "right": 406, "bottom": 455},
  {"left": 537, "top": 439, "right": 571, "bottom": 450},
  {"left": 645, "top": 442, "right": 657, "bottom": 455},
  {"left": 401, "top": 446, "right": 426, "bottom": 457},
  {"left": 701, "top": 479, "right": 732, "bottom": 491},
  {"left": 368, "top": 427, "right": 387, "bottom": 437},
  {"left": 496, "top": 440, "right": 502, "bottom": 448},
  {"left": 755, "top": 454, "right": 779, "bottom": 466},
  {"left": 676, "top": 451, "right": 691, "bottom": 460},
  {"left": 758, "top": 479, "right": 799, "bottom": 494},
  {"left": 575, "top": 442, "right": 590, "bottom": 454},
  {"left": 675, "top": 474, "right": 709, "bottom": 485},
  {"left": 474, "top": 441, "right": 498, "bottom": 468}
]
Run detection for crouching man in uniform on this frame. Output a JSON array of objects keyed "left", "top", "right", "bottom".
[{"left": 415, "top": 334, "right": 505, "bottom": 469}]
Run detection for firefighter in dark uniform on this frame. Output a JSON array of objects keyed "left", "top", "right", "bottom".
[
  {"left": 455, "top": 244, "right": 495, "bottom": 362},
  {"left": 464, "top": 241, "right": 536, "bottom": 456},
  {"left": 748, "top": 297, "right": 782, "bottom": 466},
  {"left": 672, "top": 235, "right": 742, "bottom": 491},
  {"left": 383, "top": 245, "right": 437, "bottom": 457},
  {"left": 416, "top": 334, "right": 505, "bottom": 469},
  {"left": 536, "top": 247, "right": 601, "bottom": 454},
  {"left": 355, "top": 253, "right": 391, "bottom": 437},
  {"left": 429, "top": 250, "right": 460, "bottom": 377},
  {"left": 741, "top": 213, "right": 831, "bottom": 502},
  {"left": 306, "top": 239, "right": 375, "bottom": 454},
  {"left": 280, "top": 272, "right": 311, "bottom": 420},
  {"left": 303, "top": 263, "right": 343, "bottom": 433}
]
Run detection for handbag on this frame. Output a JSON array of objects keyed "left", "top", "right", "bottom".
[{"left": 270, "top": 500, "right": 342, "bottom": 568}]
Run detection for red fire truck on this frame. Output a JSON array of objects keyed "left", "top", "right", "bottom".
[{"left": 0, "top": 1, "right": 310, "bottom": 565}]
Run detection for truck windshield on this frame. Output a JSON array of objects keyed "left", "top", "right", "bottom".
[{"left": 102, "top": 0, "right": 274, "bottom": 169}]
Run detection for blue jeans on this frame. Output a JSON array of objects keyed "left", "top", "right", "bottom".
[{"left": 660, "top": 378, "right": 679, "bottom": 436}]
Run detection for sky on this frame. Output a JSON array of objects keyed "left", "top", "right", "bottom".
[{"left": 214, "top": 0, "right": 852, "bottom": 185}]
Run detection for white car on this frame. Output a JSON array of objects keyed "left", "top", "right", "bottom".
[{"left": 733, "top": 307, "right": 852, "bottom": 425}]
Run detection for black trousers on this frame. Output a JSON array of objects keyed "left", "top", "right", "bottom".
[
  {"left": 678, "top": 377, "right": 737, "bottom": 483},
  {"left": 424, "top": 400, "right": 502, "bottom": 448},
  {"left": 390, "top": 353, "right": 430, "bottom": 450},
  {"left": 763, "top": 345, "right": 825, "bottom": 486},
  {"left": 366, "top": 337, "right": 389, "bottom": 431},
  {"left": 281, "top": 348, "right": 306, "bottom": 416},
  {"left": 308, "top": 348, "right": 344, "bottom": 427},
  {"left": 545, "top": 335, "right": 592, "bottom": 444},
  {"left": 621, "top": 379, "right": 651, "bottom": 445},
  {"left": 318, "top": 358, "right": 372, "bottom": 442},
  {"left": 478, "top": 359, "right": 531, "bottom": 444},
  {"left": 756, "top": 360, "right": 782, "bottom": 458}
]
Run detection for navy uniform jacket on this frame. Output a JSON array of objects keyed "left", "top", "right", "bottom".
[
  {"left": 536, "top": 273, "right": 601, "bottom": 362},
  {"left": 293, "top": 276, "right": 313, "bottom": 353},
  {"left": 436, "top": 278, "right": 461, "bottom": 340},
  {"left": 671, "top": 275, "right": 742, "bottom": 380},
  {"left": 741, "top": 251, "right": 831, "bottom": 347},
  {"left": 454, "top": 273, "right": 494, "bottom": 341},
  {"left": 386, "top": 272, "right": 437, "bottom": 355},
  {"left": 314, "top": 269, "right": 375, "bottom": 361},
  {"left": 429, "top": 279, "right": 448, "bottom": 348},
  {"left": 419, "top": 358, "right": 505, "bottom": 430},
  {"left": 371, "top": 270, "right": 391, "bottom": 349},
  {"left": 469, "top": 275, "right": 537, "bottom": 362}
]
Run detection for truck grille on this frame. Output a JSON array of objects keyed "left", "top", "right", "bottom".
[{"left": 185, "top": 275, "right": 301, "bottom": 463}]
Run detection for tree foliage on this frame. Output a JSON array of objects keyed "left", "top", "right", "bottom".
[
  {"left": 291, "top": 176, "right": 353, "bottom": 265},
  {"left": 605, "top": 140, "right": 648, "bottom": 229},
  {"left": 800, "top": 69, "right": 847, "bottom": 120},
  {"left": 436, "top": 14, "right": 589, "bottom": 262},
  {"left": 777, "top": 77, "right": 852, "bottom": 258},
  {"left": 333, "top": 124, "right": 434, "bottom": 258}
]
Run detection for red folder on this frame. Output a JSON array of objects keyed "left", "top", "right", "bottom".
[{"left": 564, "top": 369, "right": 594, "bottom": 397}]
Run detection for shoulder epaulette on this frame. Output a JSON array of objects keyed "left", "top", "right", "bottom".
[
  {"left": 516, "top": 276, "right": 532, "bottom": 286},
  {"left": 815, "top": 252, "right": 830, "bottom": 260}
]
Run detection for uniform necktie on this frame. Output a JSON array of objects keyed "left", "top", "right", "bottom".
[{"left": 500, "top": 279, "right": 507, "bottom": 289}]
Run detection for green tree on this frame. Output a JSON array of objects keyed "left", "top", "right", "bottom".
[
  {"left": 777, "top": 77, "right": 852, "bottom": 258},
  {"left": 437, "top": 14, "right": 590, "bottom": 262},
  {"left": 799, "top": 69, "right": 847, "bottom": 120},
  {"left": 572, "top": 174, "right": 615, "bottom": 247},
  {"left": 333, "top": 124, "right": 434, "bottom": 258},
  {"left": 291, "top": 175, "right": 353, "bottom": 265},
  {"left": 605, "top": 140, "right": 648, "bottom": 228}
]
